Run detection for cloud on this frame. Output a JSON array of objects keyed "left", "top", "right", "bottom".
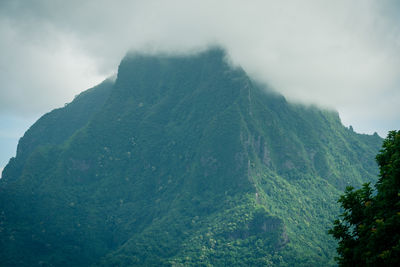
[
  {"left": 0, "top": 14, "right": 105, "bottom": 115},
  {"left": 0, "top": 0, "right": 399, "bottom": 136}
]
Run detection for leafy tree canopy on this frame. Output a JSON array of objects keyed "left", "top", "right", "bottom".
[
  {"left": 329, "top": 130, "right": 400, "bottom": 266},
  {"left": 0, "top": 49, "right": 383, "bottom": 266}
]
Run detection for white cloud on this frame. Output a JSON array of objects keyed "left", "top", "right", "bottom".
[
  {"left": 0, "top": 0, "right": 399, "bottom": 136},
  {"left": 0, "top": 16, "right": 106, "bottom": 115}
]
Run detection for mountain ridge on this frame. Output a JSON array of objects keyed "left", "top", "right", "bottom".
[{"left": 0, "top": 48, "right": 382, "bottom": 266}]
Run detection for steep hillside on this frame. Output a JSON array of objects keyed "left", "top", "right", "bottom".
[{"left": 0, "top": 49, "right": 382, "bottom": 266}]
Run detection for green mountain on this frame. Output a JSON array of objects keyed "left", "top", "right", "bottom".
[{"left": 0, "top": 48, "right": 382, "bottom": 266}]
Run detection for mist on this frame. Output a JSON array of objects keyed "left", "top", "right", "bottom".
[{"left": 1, "top": 0, "right": 399, "bottom": 136}]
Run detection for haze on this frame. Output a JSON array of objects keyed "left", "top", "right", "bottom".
[{"left": 1, "top": 0, "right": 399, "bottom": 171}]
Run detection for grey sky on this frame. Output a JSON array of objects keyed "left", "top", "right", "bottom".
[{"left": 1, "top": 0, "right": 399, "bottom": 172}]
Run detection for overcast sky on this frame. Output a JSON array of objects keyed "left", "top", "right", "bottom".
[{"left": 1, "top": 0, "right": 399, "bottom": 173}]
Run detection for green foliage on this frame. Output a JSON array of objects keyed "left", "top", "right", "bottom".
[
  {"left": 329, "top": 130, "right": 400, "bottom": 266},
  {"left": 0, "top": 48, "right": 382, "bottom": 266}
]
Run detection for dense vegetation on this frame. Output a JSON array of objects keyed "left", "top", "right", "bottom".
[
  {"left": 329, "top": 130, "right": 400, "bottom": 266},
  {"left": 0, "top": 48, "right": 382, "bottom": 266}
]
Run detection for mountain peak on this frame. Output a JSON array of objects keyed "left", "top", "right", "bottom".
[
  {"left": 112, "top": 47, "right": 247, "bottom": 107},
  {"left": 118, "top": 47, "right": 231, "bottom": 82},
  {"left": 124, "top": 46, "right": 228, "bottom": 63},
  {"left": 0, "top": 48, "right": 382, "bottom": 266}
]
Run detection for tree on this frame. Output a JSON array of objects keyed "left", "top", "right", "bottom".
[{"left": 329, "top": 130, "right": 400, "bottom": 266}]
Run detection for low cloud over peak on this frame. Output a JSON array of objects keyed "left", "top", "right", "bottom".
[{"left": 0, "top": 0, "right": 399, "bottom": 136}]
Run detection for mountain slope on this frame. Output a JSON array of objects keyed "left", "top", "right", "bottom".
[{"left": 0, "top": 49, "right": 382, "bottom": 266}]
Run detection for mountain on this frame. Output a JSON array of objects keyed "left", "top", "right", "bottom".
[{"left": 0, "top": 48, "right": 382, "bottom": 266}]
